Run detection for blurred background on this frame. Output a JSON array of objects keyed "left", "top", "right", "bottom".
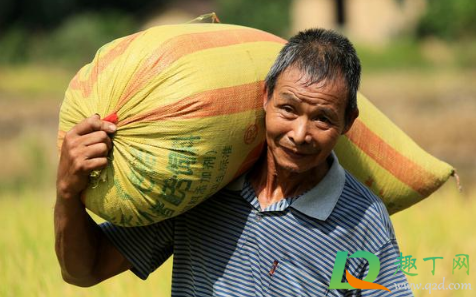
[{"left": 0, "top": 0, "right": 475, "bottom": 296}]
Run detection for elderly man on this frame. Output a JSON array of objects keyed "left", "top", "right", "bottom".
[{"left": 55, "top": 28, "right": 412, "bottom": 296}]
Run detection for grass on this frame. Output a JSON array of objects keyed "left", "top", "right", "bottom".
[
  {"left": 356, "top": 39, "right": 431, "bottom": 72},
  {"left": 1, "top": 40, "right": 475, "bottom": 295},
  {"left": 0, "top": 65, "right": 73, "bottom": 100},
  {"left": 1, "top": 183, "right": 474, "bottom": 296},
  {"left": 391, "top": 182, "right": 475, "bottom": 296},
  {"left": 356, "top": 37, "right": 476, "bottom": 73},
  {"left": 0, "top": 189, "right": 173, "bottom": 297}
]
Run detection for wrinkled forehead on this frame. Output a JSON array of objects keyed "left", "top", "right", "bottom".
[
  {"left": 273, "top": 66, "right": 349, "bottom": 99},
  {"left": 292, "top": 64, "right": 345, "bottom": 83}
]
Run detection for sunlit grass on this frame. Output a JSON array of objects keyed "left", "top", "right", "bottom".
[
  {"left": 391, "top": 182, "right": 475, "bottom": 296},
  {"left": 1, "top": 61, "right": 475, "bottom": 296},
  {"left": 0, "top": 188, "right": 172, "bottom": 297},
  {"left": 0, "top": 65, "right": 73, "bottom": 99},
  {"left": 1, "top": 182, "right": 474, "bottom": 296}
]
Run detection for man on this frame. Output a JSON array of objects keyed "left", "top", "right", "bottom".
[{"left": 55, "top": 28, "right": 412, "bottom": 296}]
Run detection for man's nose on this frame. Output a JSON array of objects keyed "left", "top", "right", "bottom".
[{"left": 289, "top": 118, "right": 312, "bottom": 145}]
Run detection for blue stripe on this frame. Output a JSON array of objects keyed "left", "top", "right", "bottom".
[{"left": 100, "top": 168, "right": 412, "bottom": 296}]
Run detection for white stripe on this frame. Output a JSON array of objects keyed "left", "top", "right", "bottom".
[{"left": 100, "top": 173, "right": 413, "bottom": 296}]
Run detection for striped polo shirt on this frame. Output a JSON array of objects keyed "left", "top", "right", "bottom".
[{"left": 100, "top": 153, "right": 413, "bottom": 296}]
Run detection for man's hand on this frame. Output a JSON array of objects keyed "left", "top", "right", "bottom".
[
  {"left": 57, "top": 114, "right": 116, "bottom": 200},
  {"left": 54, "top": 114, "right": 130, "bottom": 287}
]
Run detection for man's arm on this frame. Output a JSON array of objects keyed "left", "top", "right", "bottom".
[{"left": 54, "top": 114, "right": 132, "bottom": 287}]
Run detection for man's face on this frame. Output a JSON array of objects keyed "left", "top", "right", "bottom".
[{"left": 264, "top": 66, "right": 355, "bottom": 174}]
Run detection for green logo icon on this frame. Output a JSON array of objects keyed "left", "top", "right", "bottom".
[{"left": 329, "top": 251, "right": 391, "bottom": 292}]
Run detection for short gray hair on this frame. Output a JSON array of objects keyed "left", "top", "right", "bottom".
[{"left": 265, "top": 28, "right": 361, "bottom": 125}]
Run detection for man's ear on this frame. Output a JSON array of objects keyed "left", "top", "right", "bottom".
[
  {"left": 342, "top": 108, "right": 359, "bottom": 135},
  {"left": 263, "top": 89, "right": 270, "bottom": 111}
]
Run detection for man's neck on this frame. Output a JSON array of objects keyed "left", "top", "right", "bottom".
[{"left": 249, "top": 148, "right": 331, "bottom": 210}]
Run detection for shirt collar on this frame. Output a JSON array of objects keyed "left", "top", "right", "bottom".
[
  {"left": 225, "top": 151, "right": 346, "bottom": 221},
  {"left": 290, "top": 151, "right": 346, "bottom": 221}
]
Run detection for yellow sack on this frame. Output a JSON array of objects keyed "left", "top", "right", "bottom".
[
  {"left": 58, "top": 24, "right": 286, "bottom": 226},
  {"left": 334, "top": 94, "right": 455, "bottom": 214},
  {"left": 58, "top": 23, "right": 454, "bottom": 226}
]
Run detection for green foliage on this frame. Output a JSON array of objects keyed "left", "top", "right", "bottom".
[
  {"left": 355, "top": 39, "right": 430, "bottom": 72},
  {"left": 0, "top": 27, "right": 30, "bottom": 64},
  {"left": 215, "top": 0, "right": 291, "bottom": 37},
  {"left": 0, "top": 0, "right": 77, "bottom": 30},
  {"left": 417, "top": 0, "right": 476, "bottom": 40},
  {"left": 0, "top": 0, "right": 162, "bottom": 31},
  {"left": 454, "top": 41, "right": 476, "bottom": 68},
  {"left": 356, "top": 37, "right": 476, "bottom": 72},
  {"left": 34, "top": 11, "right": 138, "bottom": 67},
  {"left": 0, "top": 11, "right": 139, "bottom": 68}
]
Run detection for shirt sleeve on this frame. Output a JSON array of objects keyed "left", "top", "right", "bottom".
[
  {"left": 99, "top": 219, "right": 174, "bottom": 280},
  {"left": 357, "top": 240, "right": 414, "bottom": 297}
]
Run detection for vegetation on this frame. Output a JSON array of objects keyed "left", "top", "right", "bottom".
[
  {"left": 0, "top": 12, "right": 139, "bottom": 68},
  {"left": 0, "top": 0, "right": 292, "bottom": 68},
  {"left": 215, "top": 0, "right": 291, "bottom": 37},
  {"left": 0, "top": 190, "right": 173, "bottom": 297},
  {"left": 417, "top": 0, "right": 476, "bottom": 41},
  {"left": 1, "top": 183, "right": 473, "bottom": 296},
  {"left": 2, "top": 0, "right": 476, "bottom": 70},
  {"left": 1, "top": 65, "right": 474, "bottom": 296},
  {"left": 0, "top": 1, "right": 475, "bottom": 296}
]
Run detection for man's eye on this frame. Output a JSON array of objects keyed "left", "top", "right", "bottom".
[
  {"left": 280, "top": 105, "right": 294, "bottom": 113},
  {"left": 313, "top": 116, "right": 330, "bottom": 123}
]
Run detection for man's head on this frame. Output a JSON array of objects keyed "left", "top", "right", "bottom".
[
  {"left": 265, "top": 28, "right": 361, "bottom": 127},
  {"left": 263, "top": 28, "right": 361, "bottom": 174}
]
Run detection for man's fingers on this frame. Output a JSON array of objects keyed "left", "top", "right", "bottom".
[
  {"left": 57, "top": 114, "right": 115, "bottom": 199},
  {"left": 73, "top": 114, "right": 102, "bottom": 136},
  {"left": 84, "top": 143, "right": 111, "bottom": 159},
  {"left": 100, "top": 118, "right": 117, "bottom": 134},
  {"left": 73, "top": 114, "right": 117, "bottom": 136},
  {"left": 82, "top": 131, "right": 113, "bottom": 151},
  {"left": 85, "top": 157, "right": 109, "bottom": 172},
  {"left": 73, "top": 157, "right": 108, "bottom": 175}
]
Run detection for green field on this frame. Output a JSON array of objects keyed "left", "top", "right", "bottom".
[
  {"left": 0, "top": 189, "right": 173, "bottom": 297},
  {"left": 1, "top": 63, "right": 475, "bottom": 296},
  {"left": 1, "top": 183, "right": 474, "bottom": 296}
]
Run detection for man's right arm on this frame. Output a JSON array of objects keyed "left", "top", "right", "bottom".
[{"left": 54, "top": 114, "right": 132, "bottom": 287}]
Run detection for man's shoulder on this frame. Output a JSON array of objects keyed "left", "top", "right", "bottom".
[
  {"left": 340, "top": 170, "right": 390, "bottom": 217},
  {"left": 331, "top": 170, "right": 397, "bottom": 247},
  {"left": 179, "top": 185, "right": 250, "bottom": 220}
]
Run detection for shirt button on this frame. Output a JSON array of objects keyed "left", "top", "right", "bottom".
[{"left": 255, "top": 213, "right": 262, "bottom": 221}]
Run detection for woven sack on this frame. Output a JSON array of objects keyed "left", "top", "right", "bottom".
[{"left": 58, "top": 23, "right": 454, "bottom": 226}]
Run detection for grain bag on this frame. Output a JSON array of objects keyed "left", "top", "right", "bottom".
[
  {"left": 335, "top": 93, "right": 454, "bottom": 214},
  {"left": 58, "top": 24, "right": 284, "bottom": 226},
  {"left": 57, "top": 23, "right": 454, "bottom": 226}
]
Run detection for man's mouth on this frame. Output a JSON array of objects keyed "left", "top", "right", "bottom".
[{"left": 280, "top": 146, "right": 309, "bottom": 159}]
